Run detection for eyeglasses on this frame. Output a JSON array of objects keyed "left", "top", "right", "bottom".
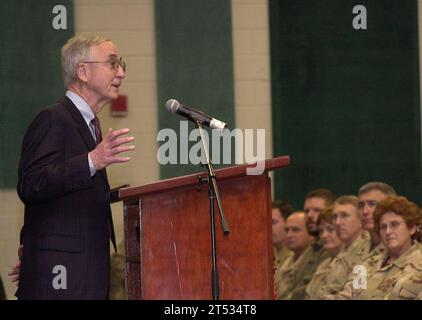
[
  {"left": 358, "top": 200, "right": 378, "bottom": 209},
  {"left": 379, "top": 220, "right": 405, "bottom": 232},
  {"left": 81, "top": 57, "right": 126, "bottom": 72}
]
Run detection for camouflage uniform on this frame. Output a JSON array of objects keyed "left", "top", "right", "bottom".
[
  {"left": 274, "top": 246, "right": 292, "bottom": 292},
  {"left": 337, "top": 242, "right": 422, "bottom": 299},
  {"left": 276, "top": 241, "right": 329, "bottom": 300},
  {"left": 316, "top": 231, "right": 371, "bottom": 299},
  {"left": 320, "top": 240, "right": 385, "bottom": 299},
  {"left": 274, "top": 245, "right": 292, "bottom": 271},
  {"left": 305, "top": 256, "right": 333, "bottom": 299},
  {"left": 109, "top": 241, "right": 126, "bottom": 300},
  {"left": 363, "top": 238, "right": 386, "bottom": 261}
]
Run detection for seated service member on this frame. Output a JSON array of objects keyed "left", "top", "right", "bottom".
[
  {"left": 317, "top": 196, "right": 370, "bottom": 298},
  {"left": 341, "top": 196, "right": 422, "bottom": 299},
  {"left": 277, "top": 212, "right": 320, "bottom": 300},
  {"left": 272, "top": 200, "right": 294, "bottom": 289},
  {"left": 357, "top": 182, "right": 396, "bottom": 259},
  {"left": 306, "top": 206, "right": 343, "bottom": 299}
]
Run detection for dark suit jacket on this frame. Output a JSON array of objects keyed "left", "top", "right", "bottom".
[{"left": 16, "top": 96, "right": 116, "bottom": 299}]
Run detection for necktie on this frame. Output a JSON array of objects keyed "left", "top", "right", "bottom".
[{"left": 90, "top": 117, "right": 102, "bottom": 144}]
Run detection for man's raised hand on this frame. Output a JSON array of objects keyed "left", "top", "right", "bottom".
[{"left": 89, "top": 128, "right": 135, "bottom": 171}]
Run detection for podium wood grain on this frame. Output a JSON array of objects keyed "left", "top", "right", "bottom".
[{"left": 120, "top": 156, "right": 290, "bottom": 299}]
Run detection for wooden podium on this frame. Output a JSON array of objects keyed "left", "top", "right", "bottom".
[{"left": 118, "top": 156, "right": 290, "bottom": 299}]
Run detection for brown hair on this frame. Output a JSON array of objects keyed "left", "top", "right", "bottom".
[
  {"left": 272, "top": 200, "right": 294, "bottom": 220},
  {"left": 317, "top": 206, "right": 335, "bottom": 225},
  {"left": 305, "top": 189, "right": 336, "bottom": 206},
  {"left": 373, "top": 196, "right": 421, "bottom": 239}
]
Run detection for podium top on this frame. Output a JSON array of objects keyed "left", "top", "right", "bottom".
[{"left": 118, "top": 155, "right": 290, "bottom": 201}]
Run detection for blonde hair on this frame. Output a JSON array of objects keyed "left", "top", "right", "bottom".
[{"left": 61, "top": 34, "right": 111, "bottom": 88}]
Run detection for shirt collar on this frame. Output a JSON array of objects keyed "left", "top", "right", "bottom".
[
  {"left": 65, "top": 90, "right": 95, "bottom": 125},
  {"left": 380, "top": 242, "right": 420, "bottom": 270}
]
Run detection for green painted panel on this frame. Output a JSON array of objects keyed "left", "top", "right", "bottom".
[
  {"left": 270, "top": 0, "right": 421, "bottom": 208},
  {"left": 0, "top": 0, "right": 74, "bottom": 188},
  {"left": 155, "top": 0, "right": 235, "bottom": 179}
]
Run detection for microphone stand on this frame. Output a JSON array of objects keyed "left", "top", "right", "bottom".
[{"left": 196, "top": 121, "right": 230, "bottom": 300}]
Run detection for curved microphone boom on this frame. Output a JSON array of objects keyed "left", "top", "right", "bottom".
[{"left": 165, "top": 99, "right": 227, "bottom": 130}]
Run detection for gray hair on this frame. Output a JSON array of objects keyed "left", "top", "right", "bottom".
[
  {"left": 61, "top": 34, "right": 111, "bottom": 88},
  {"left": 358, "top": 182, "right": 396, "bottom": 197}
]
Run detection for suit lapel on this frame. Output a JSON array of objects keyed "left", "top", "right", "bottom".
[
  {"left": 61, "top": 96, "right": 96, "bottom": 151},
  {"left": 60, "top": 96, "right": 109, "bottom": 183},
  {"left": 59, "top": 96, "right": 115, "bottom": 252}
]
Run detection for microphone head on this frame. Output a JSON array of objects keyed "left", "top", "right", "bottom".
[{"left": 165, "top": 99, "right": 180, "bottom": 114}]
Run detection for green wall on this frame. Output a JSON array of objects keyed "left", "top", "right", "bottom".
[
  {"left": 270, "top": 0, "right": 421, "bottom": 208},
  {"left": 0, "top": 0, "right": 74, "bottom": 188},
  {"left": 155, "top": 0, "right": 235, "bottom": 179}
]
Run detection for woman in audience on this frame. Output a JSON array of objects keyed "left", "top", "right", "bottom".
[
  {"left": 306, "top": 206, "right": 343, "bottom": 299},
  {"left": 339, "top": 196, "right": 422, "bottom": 299}
]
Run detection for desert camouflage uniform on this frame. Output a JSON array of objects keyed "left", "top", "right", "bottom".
[
  {"left": 274, "top": 245, "right": 292, "bottom": 293},
  {"left": 276, "top": 241, "right": 329, "bottom": 300},
  {"left": 305, "top": 256, "right": 333, "bottom": 299},
  {"left": 336, "top": 242, "right": 422, "bottom": 299},
  {"left": 362, "top": 238, "right": 386, "bottom": 261},
  {"left": 316, "top": 231, "right": 370, "bottom": 298}
]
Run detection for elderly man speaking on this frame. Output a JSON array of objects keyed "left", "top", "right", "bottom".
[{"left": 16, "top": 35, "right": 135, "bottom": 299}]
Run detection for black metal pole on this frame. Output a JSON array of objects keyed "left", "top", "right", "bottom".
[
  {"left": 196, "top": 122, "right": 230, "bottom": 234},
  {"left": 195, "top": 121, "right": 230, "bottom": 299},
  {"left": 209, "top": 186, "right": 219, "bottom": 300}
]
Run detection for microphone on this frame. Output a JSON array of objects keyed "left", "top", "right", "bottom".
[{"left": 165, "top": 99, "right": 227, "bottom": 130}]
